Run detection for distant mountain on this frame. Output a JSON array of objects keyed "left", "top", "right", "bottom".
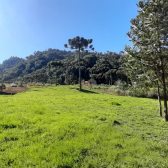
[
  {"left": 0, "top": 49, "right": 74, "bottom": 81},
  {"left": 0, "top": 56, "right": 24, "bottom": 70}
]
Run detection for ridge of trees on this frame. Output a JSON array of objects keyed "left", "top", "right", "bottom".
[{"left": 0, "top": 48, "right": 125, "bottom": 85}]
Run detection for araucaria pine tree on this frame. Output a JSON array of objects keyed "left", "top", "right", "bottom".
[
  {"left": 64, "top": 36, "right": 94, "bottom": 91},
  {"left": 125, "top": 0, "right": 168, "bottom": 121}
]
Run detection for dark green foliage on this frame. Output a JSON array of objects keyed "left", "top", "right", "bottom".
[
  {"left": 48, "top": 61, "right": 64, "bottom": 86},
  {"left": 83, "top": 54, "right": 97, "bottom": 67},
  {"left": 91, "top": 52, "right": 125, "bottom": 84},
  {"left": 65, "top": 36, "right": 94, "bottom": 52}
]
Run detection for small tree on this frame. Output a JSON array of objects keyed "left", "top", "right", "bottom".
[
  {"left": 64, "top": 36, "right": 94, "bottom": 91},
  {"left": 0, "top": 83, "right": 6, "bottom": 91},
  {"left": 124, "top": 46, "right": 162, "bottom": 116}
]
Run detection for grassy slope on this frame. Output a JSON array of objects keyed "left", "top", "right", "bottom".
[{"left": 0, "top": 86, "right": 168, "bottom": 168}]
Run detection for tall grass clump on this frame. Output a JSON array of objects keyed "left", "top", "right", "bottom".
[{"left": 84, "top": 84, "right": 161, "bottom": 99}]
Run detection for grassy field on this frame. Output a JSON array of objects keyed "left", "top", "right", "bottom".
[{"left": 0, "top": 85, "right": 168, "bottom": 167}]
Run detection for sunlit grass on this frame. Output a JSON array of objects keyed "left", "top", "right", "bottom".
[{"left": 0, "top": 85, "right": 168, "bottom": 167}]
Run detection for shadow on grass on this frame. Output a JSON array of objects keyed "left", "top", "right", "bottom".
[
  {"left": 69, "top": 87, "right": 77, "bottom": 90},
  {"left": 0, "top": 91, "right": 16, "bottom": 95},
  {"left": 77, "top": 88, "right": 99, "bottom": 94},
  {"left": 69, "top": 87, "right": 99, "bottom": 94}
]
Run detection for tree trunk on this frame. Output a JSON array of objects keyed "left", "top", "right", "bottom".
[
  {"left": 65, "top": 66, "right": 67, "bottom": 85},
  {"left": 79, "top": 48, "right": 81, "bottom": 91},
  {"left": 55, "top": 69, "right": 57, "bottom": 86},
  {"left": 127, "top": 76, "right": 128, "bottom": 86},
  {"left": 161, "top": 59, "right": 168, "bottom": 121},
  {"left": 157, "top": 83, "right": 162, "bottom": 117}
]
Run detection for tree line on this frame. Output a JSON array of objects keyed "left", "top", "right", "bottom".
[{"left": 0, "top": 48, "right": 126, "bottom": 86}]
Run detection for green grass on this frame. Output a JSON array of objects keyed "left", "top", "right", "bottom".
[{"left": 0, "top": 85, "right": 168, "bottom": 167}]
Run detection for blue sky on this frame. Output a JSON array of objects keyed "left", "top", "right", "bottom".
[{"left": 0, "top": 0, "right": 139, "bottom": 64}]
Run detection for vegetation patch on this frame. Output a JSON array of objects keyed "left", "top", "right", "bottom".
[
  {"left": 110, "top": 101, "right": 121, "bottom": 106},
  {"left": 1, "top": 124, "right": 17, "bottom": 129},
  {"left": 3, "top": 137, "right": 18, "bottom": 142}
]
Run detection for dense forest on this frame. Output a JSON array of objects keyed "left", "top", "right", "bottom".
[{"left": 0, "top": 48, "right": 127, "bottom": 85}]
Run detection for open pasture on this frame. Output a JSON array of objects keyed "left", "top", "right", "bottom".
[{"left": 0, "top": 86, "right": 168, "bottom": 167}]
